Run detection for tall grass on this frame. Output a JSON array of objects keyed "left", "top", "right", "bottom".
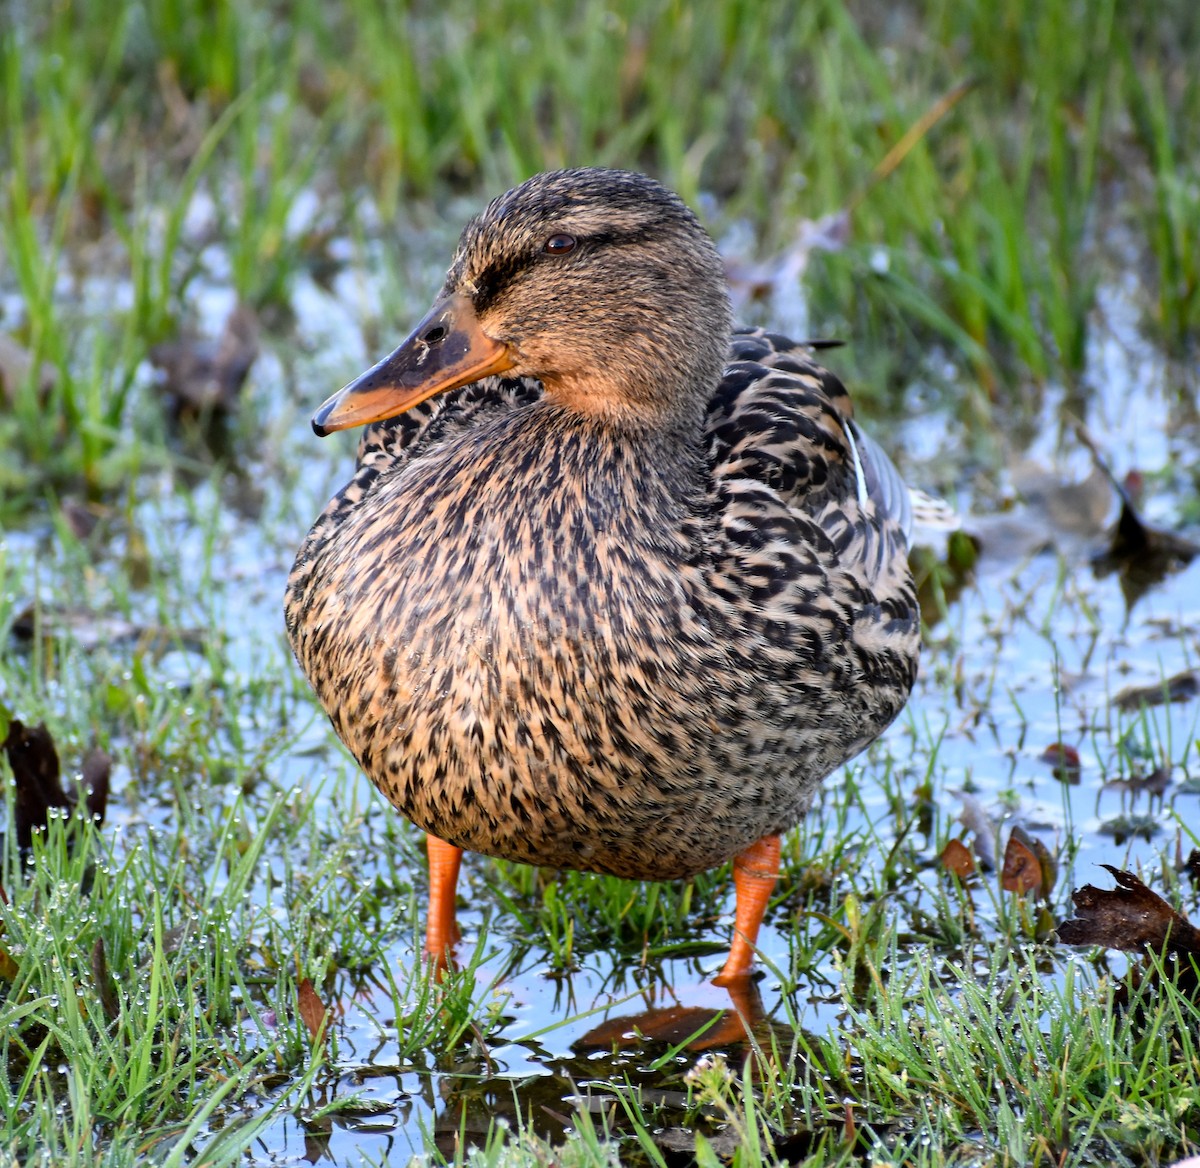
[{"left": 3, "top": 0, "right": 1198, "bottom": 493}]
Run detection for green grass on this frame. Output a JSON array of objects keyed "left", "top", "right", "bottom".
[{"left": 2, "top": 0, "right": 1200, "bottom": 1164}]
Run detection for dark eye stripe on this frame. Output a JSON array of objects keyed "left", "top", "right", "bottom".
[{"left": 542, "top": 234, "right": 577, "bottom": 255}]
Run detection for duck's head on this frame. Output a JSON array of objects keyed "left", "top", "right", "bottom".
[{"left": 313, "top": 168, "right": 732, "bottom": 437}]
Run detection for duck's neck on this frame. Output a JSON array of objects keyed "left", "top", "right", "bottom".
[
  {"left": 539, "top": 392, "right": 709, "bottom": 504},
  {"left": 542, "top": 366, "right": 710, "bottom": 465}
]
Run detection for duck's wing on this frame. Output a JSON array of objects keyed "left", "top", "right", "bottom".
[
  {"left": 706, "top": 328, "right": 911, "bottom": 583},
  {"left": 843, "top": 418, "right": 913, "bottom": 544},
  {"left": 355, "top": 376, "right": 544, "bottom": 471}
]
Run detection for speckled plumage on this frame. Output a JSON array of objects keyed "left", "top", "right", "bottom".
[{"left": 285, "top": 168, "right": 919, "bottom": 888}]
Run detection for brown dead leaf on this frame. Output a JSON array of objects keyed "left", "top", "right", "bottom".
[
  {"left": 1039, "top": 742, "right": 1082, "bottom": 785},
  {"left": 149, "top": 302, "right": 259, "bottom": 420},
  {"left": 940, "top": 838, "right": 976, "bottom": 877},
  {"left": 1057, "top": 865, "right": 1200, "bottom": 956},
  {"left": 297, "top": 977, "right": 331, "bottom": 1042},
  {"left": 1093, "top": 494, "right": 1200, "bottom": 584},
  {"left": 1001, "top": 826, "right": 1056, "bottom": 899},
  {"left": 1001, "top": 827, "right": 1046, "bottom": 897},
  {"left": 1, "top": 720, "right": 110, "bottom": 855},
  {"left": 2, "top": 720, "right": 72, "bottom": 852},
  {"left": 1071, "top": 425, "right": 1200, "bottom": 604},
  {"left": 1103, "top": 765, "right": 1172, "bottom": 799},
  {"left": 80, "top": 748, "right": 111, "bottom": 825},
  {"left": 1113, "top": 671, "right": 1198, "bottom": 712},
  {"left": 9, "top": 603, "right": 206, "bottom": 655}
]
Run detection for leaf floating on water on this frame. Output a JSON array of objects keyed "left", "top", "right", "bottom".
[
  {"left": 1, "top": 720, "right": 112, "bottom": 855},
  {"left": 1001, "top": 825, "right": 1055, "bottom": 898},
  {"left": 9, "top": 603, "right": 207, "bottom": 655},
  {"left": 2, "top": 719, "right": 72, "bottom": 853},
  {"left": 1112, "top": 670, "right": 1198, "bottom": 712},
  {"left": 149, "top": 302, "right": 260, "bottom": 420},
  {"left": 1038, "top": 742, "right": 1082, "bottom": 784},
  {"left": 940, "top": 838, "right": 976, "bottom": 877},
  {"left": 1072, "top": 424, "right": 1200, "bottom": 603},
  {"left": 80, "top": 748, "right": 112, "bottom": 824},
  {"left": 1000, "top": 833, "right": 1040, "bottom": 894},
  {"left": 59, "top": 496, "right": 109, "bottom": 542},
  {"left": 297, "top": 977, "right": 332, "bottom": 1043},
  {"left": 1103, "top": 764, "right": 1172, "bottom": 799},
  {"left": 1093, "top": 491, "right": 1200, "bottom": 578},
  {"left": 1058, "top": 865, "right": 1200, "bottom": 956}
]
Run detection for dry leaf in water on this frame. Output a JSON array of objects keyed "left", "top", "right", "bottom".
[
  {"left": 297, "top": 977, "right": 331, "bottom": 1042},
  {"left": 1058, "top": 866, "right": 1200, "bottom": 956},
  {"left": 2, "top": 720, "right": 72, "bottom": 853},
  {"left": 1039, "top": 742, "right": 1082, "bottom": 785},
  {"left": 1113, "top": 671, "right": 1198, "bottom": 712},
  {"left": 1001, "top": 825, "right": 1056, "bottom": 898},
  {"left": 941, "top": 838, "right": 976, "bottom": 877},
  {"left": 1, "top": 720, "right": 110, "bottom": 855},
  {"left": 1103, "top": 765, "right": 1172, "bottom": 799},
  {"left": 149, "top": 303, "right": 260, "bottom": 420}
]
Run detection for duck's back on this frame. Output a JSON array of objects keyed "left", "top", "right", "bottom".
[{"left": 285, "top": 332, "right": 919, "bottom": 881}]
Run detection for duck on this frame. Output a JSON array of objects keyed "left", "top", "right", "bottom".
[{"left": 284, "top": 168, "right": 920, "bottom": 985}]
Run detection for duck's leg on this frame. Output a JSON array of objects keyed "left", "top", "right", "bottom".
[
  {"left": 712, "top": 834, "right": 780, "bottom": 985},
  {"left": 424, "top": 835, "right": 463, "bottom": 966}
]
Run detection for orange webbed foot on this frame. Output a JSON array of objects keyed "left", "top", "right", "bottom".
[{"left": 712, "top": 834, "right": 780, "bottom": 987}]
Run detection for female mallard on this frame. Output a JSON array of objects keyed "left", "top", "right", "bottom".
[{"left": 285, "top": 168, "right": 919, "bottom": 983}]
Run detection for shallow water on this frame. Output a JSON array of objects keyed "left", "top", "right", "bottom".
[
  {"left": 4, "top": 237, "right": 1199, "bottom": 1162},
  {"left": 256, "top": 267, "right": 1199, "bottom": 1158}
]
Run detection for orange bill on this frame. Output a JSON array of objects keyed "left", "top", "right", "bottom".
[{"left": 312, "top": 292, "right": 516, "bottom": 435}]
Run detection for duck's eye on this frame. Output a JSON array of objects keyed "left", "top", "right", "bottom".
[{"left": 542, "top": 233, "right": 576, "bottom": 255}]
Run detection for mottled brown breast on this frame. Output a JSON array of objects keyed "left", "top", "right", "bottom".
[{"left": 285, "top": 340, "right": 919, "bottom": 881}]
